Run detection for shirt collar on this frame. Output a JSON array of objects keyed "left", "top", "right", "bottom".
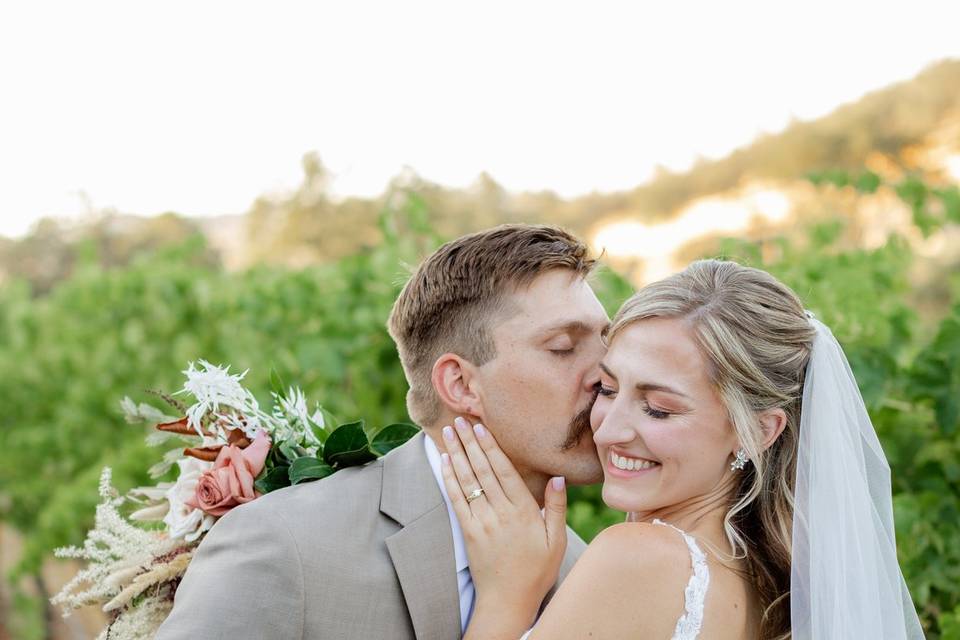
[{"left": 423, "top": 434, "right": 470, "bottom": 572}]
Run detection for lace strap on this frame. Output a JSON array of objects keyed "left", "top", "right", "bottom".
[{"left": 652, "top": 519, "right": 710, "bottom": 640}]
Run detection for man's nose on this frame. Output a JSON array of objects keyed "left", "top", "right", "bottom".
[
  {"left": 583, "top": 351, "right": 604, "bottom": 391},
  {"left": 583, "top": 365, "right": 601, "bottom": 393}
]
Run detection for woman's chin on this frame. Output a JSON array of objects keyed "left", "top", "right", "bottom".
[{"left": 601, "top": 482, "right": 649, "bottom": 514}]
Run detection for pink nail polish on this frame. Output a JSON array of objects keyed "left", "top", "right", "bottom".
[
  {"left": 552, "top": 476, "right": 565, "bottom": 490},
  {"left": 443, "top": 426, "right": 455, "bottom": 441},
  {"left": 473, "top": 423, "right": 486, "bottom": 438}
]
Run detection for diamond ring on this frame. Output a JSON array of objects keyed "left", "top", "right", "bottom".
[{"left": 466, "top": 488, "right": 485, "bottom": 503}]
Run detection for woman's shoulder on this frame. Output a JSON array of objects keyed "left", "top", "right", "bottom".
[
  {"left": 530, "top": 522, "right": 697, "bottom": 638},
  {"left": 583, "top": 521, "right": 695, "bottom": 572}
]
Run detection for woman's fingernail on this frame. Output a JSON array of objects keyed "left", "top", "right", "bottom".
[
  {"left": 473, "top": 423, "right": 486, "bottom": 438},
  {"left": 443, "top": 426, "right": 455, "bottom": 441},
  {"left": 454, "top": 416, "right": 468, "bottom": 430},
  {"left": 441, "top": 452, "right": 451, "bottom": 466},
  {"left": 552, "top": 476, "right": 565, "bottom": 491}
]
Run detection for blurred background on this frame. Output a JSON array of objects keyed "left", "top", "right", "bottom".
[{"left": 2, "top": 1, "right": 960, "bottom": 638}]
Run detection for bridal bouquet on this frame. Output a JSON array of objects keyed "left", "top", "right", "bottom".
[{"left": 51, "top": 360, "right": 417, "bottom": 640}]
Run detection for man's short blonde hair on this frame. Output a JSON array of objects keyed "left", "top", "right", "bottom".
[{"left": 387, "top": 224, "right": 596, "bottom": 427}]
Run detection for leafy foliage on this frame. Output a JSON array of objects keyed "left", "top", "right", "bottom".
[
  {"left": 1, "top": 174, "right": 958, "bottom": 636},
  {"left": 713, "top": 172, "right": 960, "bottom": 636}
]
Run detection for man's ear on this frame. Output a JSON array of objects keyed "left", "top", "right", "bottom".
[
  {"left": 758, "top": 408, "right": 788, "bottom": 452},
  {"left": 431, "top": 353, "right": 482, "bottom": 417}
]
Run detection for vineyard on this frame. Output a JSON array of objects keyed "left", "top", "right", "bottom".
[{"left": 2, "top": 177, "right": 959, "bottom": 637}]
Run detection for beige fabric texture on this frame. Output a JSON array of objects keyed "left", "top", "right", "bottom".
[{"left": 155, "top": 432, "right": 586, "bottom": 639}]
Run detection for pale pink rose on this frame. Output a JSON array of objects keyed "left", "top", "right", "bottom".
[{"left": 186, "top": 431, "right": 271, "bottom": 517}]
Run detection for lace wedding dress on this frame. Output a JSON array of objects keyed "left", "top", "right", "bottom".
[{"left": 653, "top": 518, "right": 710, "bottom": 640}]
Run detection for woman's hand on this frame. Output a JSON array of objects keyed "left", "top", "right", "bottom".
[{"left": 440, "top": 417, "right": 568, "bottom": 639}]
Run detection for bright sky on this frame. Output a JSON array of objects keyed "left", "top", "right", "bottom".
[{"left": 1, "top": 1, "right": 959, "bottom": 239}]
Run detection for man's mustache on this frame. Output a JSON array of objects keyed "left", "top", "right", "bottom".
[{"left": 560, "top": 389, "right": 598, "bottom": 451}]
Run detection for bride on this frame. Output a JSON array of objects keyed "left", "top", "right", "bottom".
[{"left": 439, "top": 259, "right": 924, "bottom": 639}]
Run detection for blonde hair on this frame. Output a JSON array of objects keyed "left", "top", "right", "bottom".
[
  {"left": 608, "top": 259, "right": 814, "bottom": 640},
  {"left": 388, "top": 224, "right": 596, "bottom": 428}
]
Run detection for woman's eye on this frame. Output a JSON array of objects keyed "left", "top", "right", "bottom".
[
  {"left": 643, "top": 403, "right": 671, "bottom": 419},
  {"left": 597, "top": 385, "right": 616, "bottom": 397},
  {"left": 550, "top": 348, "right": 575, "bottom": 357}
]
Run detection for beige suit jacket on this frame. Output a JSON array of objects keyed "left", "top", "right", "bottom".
[{"left": 155, "top": 432, "right": 586, "bottom": 639}]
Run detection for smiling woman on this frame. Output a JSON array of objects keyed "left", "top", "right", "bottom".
[
  {"left": 591, "top": 261, "right": 814, "bottom": 638},
  {"left": 592, "top": 316, "right": 773, "bottom": 516},
  {"left": 438, "top": 258, "right": 923, "bottom": 640}
]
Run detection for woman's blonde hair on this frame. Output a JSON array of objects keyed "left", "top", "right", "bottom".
[{"left": 608, "top": 259, "right": 815, "bottom": 640}]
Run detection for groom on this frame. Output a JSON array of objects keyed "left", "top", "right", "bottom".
[{"left": 156, "top": 224, "right": 610, "bottom": 639}]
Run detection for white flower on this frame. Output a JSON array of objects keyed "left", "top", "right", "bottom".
[
  {"left": 163, "top": 457, "right": 216, "bottom": 542},
  {"left": 175, "top": 360, "right": 249, "bottom": 432},
  {"left": 273, "top": 386, "right": 323, "bottom": 448},
  {"left": 174, "top": 360, "right": 276, "bottom": 439},
  {"left": 120, "top": 396, "right": 178, "bottom": 426},
  {"left": 52, "top": 469, "right": 179, "bottom": 616},
  {"left": 175, "top": 360, "right": 250, "bottom": 432}
]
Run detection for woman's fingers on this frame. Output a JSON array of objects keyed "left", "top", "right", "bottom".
[
  {"left": 440, "top": 451, "right": 473, "bottom": 524},
  {"left": 543, "top": 476, "right": 568, "bottom": 556},
  {"left": 442, "top": 424, "right": 492, "bottom": 516},
  {"left": 470, "top": 421, "right": 535, "bottom": 505},
  {"left": 452, "top": 418, "right": 508, "bottom": 507}
]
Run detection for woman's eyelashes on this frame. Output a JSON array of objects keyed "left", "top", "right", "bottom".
[
  {"left": 549, "top": 347, "right": 575, "bottom": 357},
  {"left": 597, "top": 384, "right": 673, "bottom": 420},
  {"left": 643, "top": 403, "right": 671, "bottom": 419}
]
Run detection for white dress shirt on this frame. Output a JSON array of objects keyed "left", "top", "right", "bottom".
[{"left": 424, "top": 435, "right": 476, "bottom": 633}]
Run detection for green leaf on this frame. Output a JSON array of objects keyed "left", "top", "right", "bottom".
[
  {"left": 278, "top": 438, "right": 307, "bottom": 463},
  {"left": 309, "top": 405, "right": 340, "bottom": 445},
  {"left": 288, "top": 456, "right": 334, "bottom": 485},
  {"left": 824, "top": 169, "right": 850, "bottom": 188},
  {"left": 323, "top": 420, "right": 377, "bottom": 468},
  {"left": 255, "top": 465, "right": 291, "bottom": 494},
  {"left": 855, "top": 171, "right": 881, "bottom": 194},
  {"left": 938, "top": 603, "right": 960, "bottom": 639},
  {"left": 371, "top": 423, "right": 419, "bottom": 455},
  {"left": 269, "top": 366, "right": 288, "bottom": 401},
  {"left": 936, "top": 187, "right": 960, "bottom": 224}
]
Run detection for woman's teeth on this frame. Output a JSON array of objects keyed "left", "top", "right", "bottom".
[{"left": 611, "top": 452, "right": 659, "bottom": 471}]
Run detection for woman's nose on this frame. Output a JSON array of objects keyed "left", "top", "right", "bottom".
[{"left": 593, "top": 409, "right": 636, "bottom": 447}]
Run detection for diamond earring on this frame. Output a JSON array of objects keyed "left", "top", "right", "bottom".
[{"left": 730, "top": 448, "right": 749, "bottom": 471}]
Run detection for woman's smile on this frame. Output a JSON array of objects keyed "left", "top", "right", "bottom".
[{"left": 604, "top": 448, "right": 661, "bottom": 478}]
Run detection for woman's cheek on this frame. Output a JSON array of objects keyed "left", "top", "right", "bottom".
[
  {"left": 639, "top": 422, "right": 678, "bottom": 460},
  {"left": 590, "top": 397, "right": 608, "bottom": 432}
]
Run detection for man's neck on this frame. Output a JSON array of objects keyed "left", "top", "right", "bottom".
[
  {"left": 424, "top": 428, "right": 549, "bottom": 509},
  {"left": 522, "top": 473, "right": 549, "bottom": 510}
]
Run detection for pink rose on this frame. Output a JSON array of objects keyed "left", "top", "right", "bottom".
[{"left": 186, "top": 431, "right": 272, "bottom": 517}]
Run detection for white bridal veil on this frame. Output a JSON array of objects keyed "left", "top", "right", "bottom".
[{"left": 791, "top": 314, "right": 925, "bottom": 639}]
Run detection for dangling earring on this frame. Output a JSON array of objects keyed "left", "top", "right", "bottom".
[{"left": 730, "top": 448, "right": 749, "bottom": 471}]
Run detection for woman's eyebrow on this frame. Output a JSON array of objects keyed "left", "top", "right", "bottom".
[
  {"left": 599, "top": 362, "right": 617, "bottom": 380},
  {"left": 599, "top": 362, "right": 691, "bottom": 399}
]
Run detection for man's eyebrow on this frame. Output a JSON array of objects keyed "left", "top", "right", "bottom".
[
  {"left": 540, "top": 320, "right": 608, "bottom": 335},
  {"left": 598, "top": 362, "right": 691, "bottom": 399}
]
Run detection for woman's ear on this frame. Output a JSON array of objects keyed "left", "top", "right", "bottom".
[
  {"left": 758, "top": 408, "right": 788, "bottom": 451},
  {"left": 431, "top": 353, "right": 482, "bottom": 417}
]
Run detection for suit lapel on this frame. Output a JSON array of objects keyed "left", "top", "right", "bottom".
[{"left": 382, "top": 433, "right": 462, "bottom": 640}]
